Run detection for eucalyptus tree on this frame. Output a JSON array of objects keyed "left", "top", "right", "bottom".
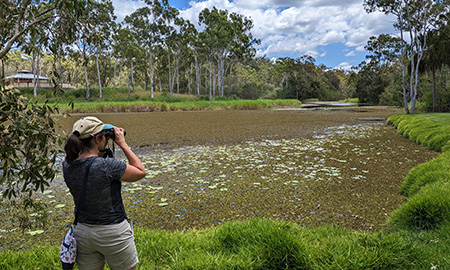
[
  {"left": 90, "top": 0, "right": 117, "bottom": 98},
  {"left": 199, "top": 7, "right": 258, "bottom": 98},
  {"left": 113, "top": 27, "right": 140, "bottom": 95},
  {"left": 365, "top": 0, "right": 450, "bottom": 113},
  {"left": 181, "top": 19, "right": 200, "bottom": 95},
  {"left": 419, "top": 23, "right": 450, "bottom": 111},
  {"left": 125, "top": 0, "right": 165, "bottom": 98},
  {"left": 365, "top": 34, "right": 403, "bottom": 67},
  {"left": 159, "top": 0, "right": 180, "bottom": 96},
  {"left": 0, "top": 0, "right": 88, "bottom": 203}
]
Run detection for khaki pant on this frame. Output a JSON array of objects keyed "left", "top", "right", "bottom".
[{"left": 73, "top": 219, "right": 138, "bottom": 270}]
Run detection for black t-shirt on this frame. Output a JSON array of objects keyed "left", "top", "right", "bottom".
[{"left": 63, "top": 157, "right": 127, "bottom": 225}]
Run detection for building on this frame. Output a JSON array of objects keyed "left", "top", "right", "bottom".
[
  {"left": 4, "top": 70, "right": 74, "bottom": 89},
  {"left": 5, "top": 70, "right": 50, "bottom": 88}
]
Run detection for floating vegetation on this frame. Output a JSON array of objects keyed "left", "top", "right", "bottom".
[{"left": 117, "top": 122, "right": 436, "bottom": 232}]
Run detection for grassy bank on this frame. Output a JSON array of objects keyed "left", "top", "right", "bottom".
[
  {"left": 57, "top": 99, "right": 301, "bottom": 113},
  {"left": 0, "top": 218, "right": 439, "bottom": 269},
  {"left": 20, "top": 87, "right": 301, "bottom": 113},
  {"left": 1, "top": 218, "right": 449, "bottom": 269},
  {"left": 2, "top": 113, "right": 450, "bottom": 269}
]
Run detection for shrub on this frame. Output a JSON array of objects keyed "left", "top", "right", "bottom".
[
  {"left": 209, "top": 218, "right": 310, "bottom": 269},
  {"left": 400, "top": 151, "right": 450, "bottom": 197},
  {"left": 389, "top": 181, "right": 450, "bottom": 231}
]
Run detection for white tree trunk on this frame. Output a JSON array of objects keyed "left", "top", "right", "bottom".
[
  {"left": 96, "top": 52, "right": 102, "bottom": 98},
  {"left": 113, "top": 59, "right": 117, "bottom": 87},
  {"left": 150, "top": 49, "right": 154, "bottom": 99}
]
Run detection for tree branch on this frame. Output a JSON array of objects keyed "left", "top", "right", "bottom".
[{"left": 0, "top": 7, "right": 55, "bottom": 59}]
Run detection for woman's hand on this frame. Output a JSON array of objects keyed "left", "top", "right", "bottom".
[{"left": 113, "top": 126, "right": 126, "bottom": 148}]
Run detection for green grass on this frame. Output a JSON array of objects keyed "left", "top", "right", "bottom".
[
  {"left": 20, "top": 87, "right": 302, "bottom": 113},
  {"left": 386, "top": 113, "right": 450, "bottom": 232},
  {"left": 55, "top": 99, "right": 301, "bottom": 113},
  {"left": 1, "top": 218, "right": 444, "bottom": 269},
  {"left": 387, "top": 114, "right": 450, "bottom": 152}
]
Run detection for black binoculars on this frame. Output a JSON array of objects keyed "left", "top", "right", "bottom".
[{"left": 104, "top": 128, "right": 126, "bottom": 141}]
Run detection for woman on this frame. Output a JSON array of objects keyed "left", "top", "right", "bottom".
[{"left": 63, "top": 116, "right": 146, "bottom": 270}]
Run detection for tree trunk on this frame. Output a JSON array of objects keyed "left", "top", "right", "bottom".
[
  {"left": 176, "top": 57, "right": 179, "bottom": 94},
  {"left": 36, "top": 52, "right": 40, "bottom": 91},
  {"left": 119, "top": 60, "right": 123, "bottom": 88},
  {"left": 150, "top": 49, "right": 154, "bottom": 99},
  {"left": 212, "top": 64, "right": 216, "bottom": 97},
  {"left": 113, "top": 59, "right": 117, "bottom": 87},
  {"left": 1, "top": 59, "right": 4, "bottom": 80},
  {"left": 96, "top": 52, "right": 102, "bottom": 98},
  {"left": 432, "top": 66, "right": 436, "bottom": 112},
  {"left": 194, "top": 52, "right": 201, "bottom": 95},
  {"left": 32, "top": 51, "right": 37, "bottom": 97},
  {"left": 209, "top": 57, "right": 212, "bottom": 101},
  {"left": 84, "top": 65, "right": 90, "bottom": 100},
  {"left": 168, "top": 47, "right": 173, "bottom": 96},
  {"left": 131, "top": 60, "right": 134, "bottom": 93}
]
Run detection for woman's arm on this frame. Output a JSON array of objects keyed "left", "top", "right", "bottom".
[{"left": 113, "top": 126, "right": 146, "bottom": 182}]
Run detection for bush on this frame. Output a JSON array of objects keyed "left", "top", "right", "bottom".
[
  {"left": 209, "top": 219, "right": 309, "bottom": 269},
  {"left": 387, "top": 114, "right": 450, "bottom": 152},
  {"left": 389, "top": 181, "right": 450, "bottom": 231}
]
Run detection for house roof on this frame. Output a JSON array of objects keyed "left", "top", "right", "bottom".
[{"left": 5, "top": 72, "right": 49, "bottom": 80}]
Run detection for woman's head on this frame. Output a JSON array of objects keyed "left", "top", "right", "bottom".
[{"left": 64, "top": 117, "right": 110, "bottom": 164}]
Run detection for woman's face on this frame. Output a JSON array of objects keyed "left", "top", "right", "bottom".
[{"left": 96, "top": 133, "right": 109, "bottom": 151}]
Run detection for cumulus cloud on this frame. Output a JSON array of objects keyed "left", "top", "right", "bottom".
[
  {"left": 112, "top": 0, "right": 146, "bottom": 22},
  {"left": 113, "top": 0, "right": 396, "bottom": 68}
]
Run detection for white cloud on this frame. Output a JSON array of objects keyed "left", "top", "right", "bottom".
[
  {"left": 345, "top": 51, "right": 356, "bottom": 57},
  {"left": 336, "top": 61, "right": 353, "bottom": 71},
  {"left": 113, "top": 0, "right": 396, "bottom": 68},
  {"left": 112, "top": 0, "right": 146, "bottom": 22}
]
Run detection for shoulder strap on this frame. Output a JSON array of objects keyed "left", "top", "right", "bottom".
[{"left": 74, "top": 156, "right": 98, "bottom": 225}]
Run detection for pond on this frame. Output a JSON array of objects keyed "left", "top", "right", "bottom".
[{"left": 0, "top": 107, "right": 438, "bottom": 249}]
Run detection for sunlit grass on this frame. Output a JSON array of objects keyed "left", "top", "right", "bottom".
[
  {"left": 2, "top": 218, "right": 449, "bottom": 269},
  {"left": 55, "top": 99, "right": 301, "bottom": 113}
]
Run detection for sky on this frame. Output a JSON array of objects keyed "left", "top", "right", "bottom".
[{"left": 112, "top": 0, "right": 397, "bottom": 70}]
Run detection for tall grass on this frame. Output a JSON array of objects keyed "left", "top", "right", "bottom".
[
  {"left": 387, "top": 113, "right": 450, "bottom": 232},
  {"left": 0, "top": 219, "right": 433, "bottom": 269},
  {"left": 20, "top": 87, "right": 302, "bottom": 113},
  {"left": 56, "top": 99, "right": 301, "bottom": 113}
]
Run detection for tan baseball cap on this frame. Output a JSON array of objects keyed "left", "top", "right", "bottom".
[{"left": 72, "top": 116, "right": 109, "bottom": 139}]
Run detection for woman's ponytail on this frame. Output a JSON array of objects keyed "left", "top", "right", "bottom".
[{"left": 64, "top": 134, "right": 94, "bottom": 164}]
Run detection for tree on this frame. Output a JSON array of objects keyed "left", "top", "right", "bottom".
[
  {"left": 365, "top": 34, "right": 402, "bottom": 67},
  {"left": 419, "top": 20, "right": 450, "bottom": 111},
  {"left": 199, "top": 7, "right": 259, "bottom": 99},
  {"left": 125, "top": 0, "right": 165, "bottom": 98},
  {"left": 0, "top": 0, "right": 86, "bottom": 65},
  {"left": 355, "top": 61, "right": 387, "bottom": 104},
  {"left": 91, "top": 0, "right": 117, "bottom": 98},
  {"left": 0, "top": 0, "right": 88, "bottom": 203},
  {"left": 364, "top": 0, "right": 450, "bottom": 113}
]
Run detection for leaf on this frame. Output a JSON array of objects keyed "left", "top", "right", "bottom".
[{"left": 28, "top": 230, "right": 44, "bottom": 236}]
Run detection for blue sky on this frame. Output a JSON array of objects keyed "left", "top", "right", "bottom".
[{"left": 113, "top": 0, "right": 396, "bottom": 70}]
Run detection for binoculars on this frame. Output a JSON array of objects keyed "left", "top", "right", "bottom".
[{"left": 104, "top": 128, "right": 126, "bottom": 141}]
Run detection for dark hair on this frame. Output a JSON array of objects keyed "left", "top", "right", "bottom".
[{"left": 64, "top": 132, "right": 105, "bottom": 164}]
